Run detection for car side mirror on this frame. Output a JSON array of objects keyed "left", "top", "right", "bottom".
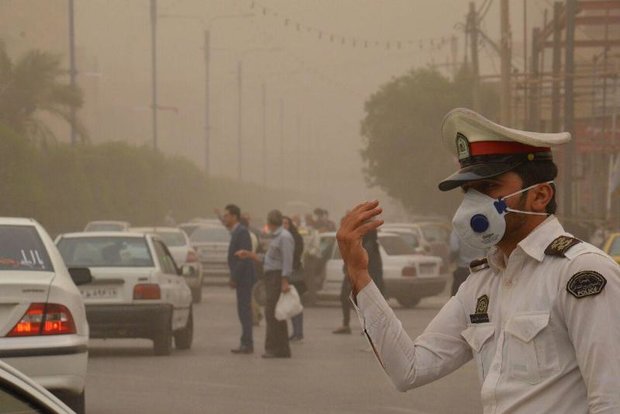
[{"left": 68, "top": 267, "right": 93, "bottom": 286}]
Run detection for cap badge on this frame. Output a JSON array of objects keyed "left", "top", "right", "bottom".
[{"left": 456, "top": 133, "right": 470, "bottom": 160}]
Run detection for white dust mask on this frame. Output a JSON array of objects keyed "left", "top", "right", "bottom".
[{"left": 452, "top": 181, "right": 553, "bottom": 250}]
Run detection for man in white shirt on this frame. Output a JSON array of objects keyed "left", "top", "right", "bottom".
[{"left": 337, "top": 108, "right": 620, "bottom": 414}]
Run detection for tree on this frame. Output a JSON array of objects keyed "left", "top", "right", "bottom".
[
  {"left": 360, "top": 66, "right": 498, "bottom": 216},
  {"left": 0, "top": 41, "right": 86, "bottom": 142}
]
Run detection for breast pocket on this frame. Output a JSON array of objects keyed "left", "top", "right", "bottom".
[
  {"left": 504, "top": 312, "right": 559, "bottom": 384},
  {"left": 461, "top": 323, "right": 495, "bottom": 383}
]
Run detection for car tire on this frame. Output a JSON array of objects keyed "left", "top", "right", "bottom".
[
  {"left": 57, "top": 390, "right": 85, "bottom": 414},
  {"left": 192, "top": 286, "right": 202, "bottom": 303},
  {"left": 153, "top": 318, "right": 173, "bottom": 356},
  {"left": 174, "top": 308, "right": 193, "bottom": 350},
  {"left": 397, "top": 297, "right": 421, "bottom": 308},
  {"left": 252, "top": 280, "right": 266, "bottom": 307}
]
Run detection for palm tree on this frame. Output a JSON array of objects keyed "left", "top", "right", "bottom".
[{"left": 0, "top": 41, "right": 86, "bottom": 143}]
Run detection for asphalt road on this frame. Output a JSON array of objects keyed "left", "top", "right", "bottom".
[{"left": 85, "top": 287, "right": 482, "bottom": 414}]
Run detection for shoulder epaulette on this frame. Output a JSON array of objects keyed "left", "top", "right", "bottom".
[
  {"left": 469, "top": 257, "right": 489, "bottom": 272},
  {"left": 544, "top": 235, "right": 582, "bottom": 257}
]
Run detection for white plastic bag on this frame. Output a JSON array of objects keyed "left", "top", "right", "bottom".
[{"left": 275, "top": 285, "right": 303, "bottom": 321}]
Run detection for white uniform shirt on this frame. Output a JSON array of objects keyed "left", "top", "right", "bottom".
[{"left": 354, "top": 216, "right": 620, "bottom": 414}]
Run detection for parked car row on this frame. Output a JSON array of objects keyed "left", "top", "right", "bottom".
[{"left": 0, "top": 218, "right": 199, "bottom": 413}]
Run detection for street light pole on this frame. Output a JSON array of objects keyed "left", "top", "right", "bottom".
[
  {"left": 262, "top": 81, "right": 267, "bottom": 186},
  {"left": 150, "top": 0, "right": 158, "bottom": 150},
  {"left": 68, "top": 0, "right": 77, "bottom": 145},
  {"left": 203, "top": 29, "right": 210, "bottom": 176},
  {"left": 237, "top": 60, "right": 243, "bottom": 181}
]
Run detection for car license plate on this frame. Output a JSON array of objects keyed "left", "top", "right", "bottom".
[
  {"left": 418, "top": 263, "right": 437, "bottom": 276},
  {"left": 80, "top": 286, "right": 118, "bottom": 299}
]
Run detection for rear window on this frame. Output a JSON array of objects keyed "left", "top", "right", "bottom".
[
  {"left": 190, "top": 227, "right": 230, "bottom": 243},
  {"left": 393, "top": 232, "right": 420, "bottom": 249},
  {"left": 57, "top": 236, "right": 154, "bottom": 267},
  {"left": 0, "top": 225, "right": 53, "bottom": 272},
  {"left": 380, "top": 236, "right": 416, "bottom": 256},
  {"left": 420, "top": 224, "right": 450, "bottom": 243},
  {"left": 157, "top": 231, "right": 186, "bottom": 247}
]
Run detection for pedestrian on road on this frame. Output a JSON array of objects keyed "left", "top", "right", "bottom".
[
  {"left": 333, "top": 228, "right": 382, "bottom": 335},
  {"left": 236, "top": 209, "right": 293, "bottom": 358},
  {"left": 449, "top": 228, "right": 487, "bottom": 295},
  {"left": 240, "top": 214, "right": 263, "bottom": 327},
  {"left": 337, "top": 108, "right": 620, "bottom": 413},
  {"left": 222, "top": 204, "right": 256, "bottom": 355},
  {"left": 283, "top": 216, "right": 305, "bottom": 342}
]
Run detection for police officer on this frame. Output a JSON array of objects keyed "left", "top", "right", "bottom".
[{"left": 337, "top": 108, "right": 620, "bottom": 413}]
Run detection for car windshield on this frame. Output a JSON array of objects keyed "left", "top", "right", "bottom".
[
  {"left": 420, "top": 224, "right": 450, "bottom": 243},
  {"left": 608, "top": 236, "right": 620, "bottom": 256},
  {"left": 380, "top": 235, "right": 417, "bottom": 256},
  {"left": 190, "top": 227, "right": 230, "bottom": 243},
  {"left": 86, "top": 223, "right": 126, "bottom": 232},
  {"left": 57, "top": 236, "right": 154, "bottom": 267},
  {"left": 156, "top": 231, "right": 186, "bottom": 247},
  {"left": 0, "top": 225, "right": 53, "bottom": 272}
]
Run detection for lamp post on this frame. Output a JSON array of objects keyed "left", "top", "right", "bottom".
[{"left": 158, "top": 13, "right": 253, "bottom": 174}]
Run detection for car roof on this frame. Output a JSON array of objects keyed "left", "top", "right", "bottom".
[
  {"left": 86, "top": 220, "right": 129, "bottom": 225},
  {"left": 59, "top": 231, "right": 149, "bottom": 239},
  {"left": 130, "top": 226, "right": 182, "bottom": 233},
  {"left": 0, "top": 217, "right": 38, "bottom": 226}
]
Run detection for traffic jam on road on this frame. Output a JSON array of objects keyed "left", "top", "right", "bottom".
[{"left": 0, "top": 214, "right": 458, "bottom": 413}]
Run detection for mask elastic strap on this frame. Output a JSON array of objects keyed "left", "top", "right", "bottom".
[{"left": 501, "top": 180, "right": 554, "bottom": 201}]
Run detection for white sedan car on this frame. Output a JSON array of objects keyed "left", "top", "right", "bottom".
[
  {"left": 0, "top": 218, "right": 89, "bottom": 413},
  {"left": 309, "top": 231, "right": 448, "bottom": 308},
  {"left": 56, "top": 232, "right": 193, "bottom": 356},
  {"left": 130, "top": 227, "right": 203, "bottom": 303}
]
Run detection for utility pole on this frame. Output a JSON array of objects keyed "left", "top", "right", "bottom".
[
  {"left": 203, "top": 29, "right": 210, "bottom": 175},
  {"left": 237, "top": 60, "right": 243, "bottom": 181},
  {"left": 262, "top": 82, "right": 267, "bottom": 186},
  {"left": 279, "top": 98, "right": 284, "bottom": 188},
  {"left": 564, "top": 0, "right": 577, "bottom": 218},
  {"left": 528, "top": 28, "right": 540, "bottom": 130},
  {"left": 68, "top": 0, "right": 77, "bottom": 145},
  {"left": 450, "top": 35, "right": 458, "bottom": 79},
  {"left": 500, "top": 0, "right": 512, "bottom": 125},
  {"left": 551, "top": 2, "right": 562, "bottom": 133},
  {"left": 150, "top": 0, "right": 158, "bottom": 150},
  {"left": 468, "top": 2, "right": 480, "bottom": 111}
]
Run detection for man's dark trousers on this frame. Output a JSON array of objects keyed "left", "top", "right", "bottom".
[
  {"left": 264, "top": 270, "right": 291, "bottom": 357},
  {"left": 228, "top": 224, "right": 255, "bottom": 349},
  {"left": 236, "top": 274, "right": 254, "bottom": 348}
]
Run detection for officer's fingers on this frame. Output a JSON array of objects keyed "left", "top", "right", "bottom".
[
  {"left": 341, "top": 202, "right": 380, "bottom": 231},
  {"left": 354, "top": 207, "right": 383, "bottom": 226},
  {"left": 350, "top": 200, "right": 379, "bottom": 215},
  {"left": 353, "top": 219, "right": 384, "bottom": 239}
]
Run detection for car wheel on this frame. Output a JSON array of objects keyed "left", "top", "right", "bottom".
[
  {"left": 301, "top": 291, "right": 318, "bottom": 307},
  {"left": 397, "top": 297, "right": 421, "bottom": 308},
  {"left": 192, "top": 286, "right": 202, "bottom": 303},
  {"left": 57, "top": 390, "right": 85, "bottom": 414},
  {"left": 174, "top": 308, "right": 193, "bottom": 350},
  {"left": 153, "top": 318, "right": 173, "bottom": 356},
  {"left": 252, "top": 280, "right": 266, "bottom": 307}
]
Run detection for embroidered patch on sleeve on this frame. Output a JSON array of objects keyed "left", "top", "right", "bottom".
[
  {"left": 566, "top": 271, "right": 607, "bottom": 299},
  {"left": 470, "top": 294, "right": 490, "bottom": 323},
  {"left": 545, "top": 236, "right": 582, "bottom": 257}
]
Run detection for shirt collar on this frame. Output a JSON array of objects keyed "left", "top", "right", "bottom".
[
  {"left": 272, "top": 226, "right": 283, "bottom": 237},
  {"left": 486, "top": 215, "right": 565, "bottom": 272}
]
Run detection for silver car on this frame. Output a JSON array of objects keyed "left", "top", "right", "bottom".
[{"left": 189, "top": 225, "right": 231, "bottom": 285}]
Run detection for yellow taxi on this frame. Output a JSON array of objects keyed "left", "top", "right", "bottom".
[{"left": 603, "top": 233, "right": 620, "bottom": 265}]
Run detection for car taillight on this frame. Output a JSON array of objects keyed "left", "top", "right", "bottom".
[
  {"left": 402, "top": 266, "right": 417, "bottom": 277},
  {"left": 7, "top": 303, "right": 76, "bottom": 337},
  {"left": 186, "top": 250, "right": 198, "bottom": 263},
  {"left": 133, "top": 284, "right": 161, "bottom": 300}
]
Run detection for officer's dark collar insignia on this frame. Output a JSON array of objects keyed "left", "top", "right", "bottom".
[
  {"left": 544, "top": 235, "right": 582, "bottom": 257},
  {"left": 456, "top": 132, "right": 470, "bottom": 161},
  {"left": 567, "top": 271, "right": 607, "bottom": 299},
  {"left": 469, "top": 257, "right": 489, "bottom": 272},
  {"left": 470, "top": 294, "right": 490, "bottom": 324}
]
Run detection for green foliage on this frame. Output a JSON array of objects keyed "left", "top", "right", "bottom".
[
  {"left": 0, "top": 41, "right": 85, "bottom": 143},
  {"left": 0, "top": 124, "right": 297, "bottom": 236},
  {"left": 360, "top": 66, "right": 499, "bottom": 216}
]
